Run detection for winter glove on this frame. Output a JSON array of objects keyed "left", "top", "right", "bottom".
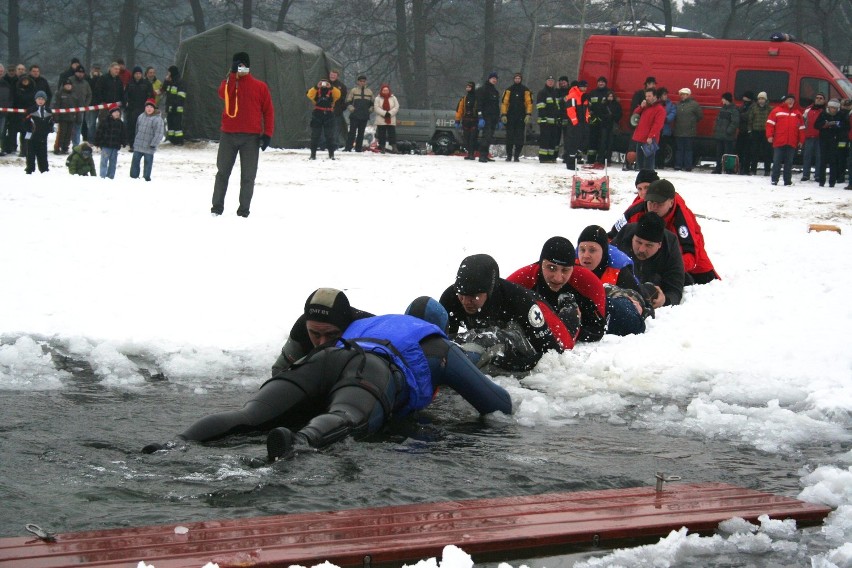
[
  {"left": 639, "top": 282, "right": 660, "bottom": 305},
  {"left": 496, "top": 121, "right": 504, "bottom": 130},
  {"left": 454, "top": 120, "right": 460, "bottom": 129},
  {"left": 556, "top": 293, "right": 582, "bottom": 338},
  {"left": 606, "top": 285, "right": 654, "bottom": 320},
  {"left": 230, "top": 60, "right": 240, "bottom": 73},
  {"left": 260, "top": 134, "right": 271, "bottom": 151},
  {"left": 524, "top": 114, "right": 531, "bottom": 125},
  {"left": 500, "top": 115, "right": 508, "bottom": 124},
  {"left": 384, "top": 111, "right": 391, "bottom": 119},
  {"left": 478, "top": 118, "right": 485, "bottom": 129}
]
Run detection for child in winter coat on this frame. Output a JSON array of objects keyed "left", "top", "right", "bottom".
[
  {"left": 24, "top": 90, "right": 53, "bottom": 174},
  {"left": 130, "top": 99, "right": 165, "bottom": 181},
  {"left": 66, "top": 142, "right": 96, "bottom": 176},
  {"left": 94, "top": 104, "right": 126, "bottom": 179}
]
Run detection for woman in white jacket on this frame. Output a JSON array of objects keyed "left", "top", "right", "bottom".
[{"left": 373, "top": 83, "right": 399, "bottom": 153}]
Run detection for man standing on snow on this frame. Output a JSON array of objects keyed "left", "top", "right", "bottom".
[
  {"left": 475, "top": 72, "right": 501, "bottom": 163},
  {"left": 766, "top": 93, "right": 804, "bottom": 186},
  {"left": 500, "top": 72, "right": 533, "bottom": 162},
  {"left": 211, "top": 51, "right": 274, "bottom": 218}
]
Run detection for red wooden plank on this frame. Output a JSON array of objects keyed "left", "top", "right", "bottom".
[{"left": 0, "top": 483, "right": 831, "bottom": 568}]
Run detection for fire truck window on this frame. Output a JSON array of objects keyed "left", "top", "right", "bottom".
[
  {"left": 800, "top": 77, "right": 830, "bottom": 108},
  {"left": 735, "top": 70, "right": 788, "bottom": 103}
]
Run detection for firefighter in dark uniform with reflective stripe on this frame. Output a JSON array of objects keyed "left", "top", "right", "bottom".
[{"left": 536, "top": 76, "right": 561, "bottom": 163}]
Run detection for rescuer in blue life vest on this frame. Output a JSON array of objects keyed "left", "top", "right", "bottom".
[{"left": 142, "top": 292, "right": 512, "bottom": 461}]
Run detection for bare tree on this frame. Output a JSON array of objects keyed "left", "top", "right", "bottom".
[
  {"left": 719, "top": 0, "right": 759, "bottom": 38},
  {"left": 482, "top": 0, "right": 496, "bottom": 76},
  {"left": 243, "top": 0, "right": 252, "bottom": 28},
  {"left": 6, "top": 0, "right": 21, "bottom": 63},
  {"left": 116, "top": 0, "right": 140, "bottom": 63},
  {"left": 188, "top": 0, "right": 206, "bottom": 34},
  {"left": 394, "top": 0, "right": 415, "bottom": 101},
  {"left": 275, "top": 0, "right": 296, "bottom": 31}
]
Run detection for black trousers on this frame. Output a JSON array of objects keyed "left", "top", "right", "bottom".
[
  {"left": 311, "top": 114, "right": 338, "bottom": 153},
  {"left": 25, "top": 138, "right": 48, "bottom": 173},
  {"left": 346, "top": 117, "right": 368, "bottom": 151}
]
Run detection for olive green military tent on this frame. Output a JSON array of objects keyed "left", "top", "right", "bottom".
[{"left": 173, "top": 23, "right": 342, "bottom": 148}]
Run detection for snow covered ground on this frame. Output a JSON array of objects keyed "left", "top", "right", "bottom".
[{"left": 1, "top": 141, "right": 851, "bottom": 567}]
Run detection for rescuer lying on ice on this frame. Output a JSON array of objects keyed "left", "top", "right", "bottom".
[{"left": 142, "top": 291, "right": 512, "bottom": 462}]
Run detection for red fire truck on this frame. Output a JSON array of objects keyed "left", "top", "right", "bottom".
[{"left": 578, "top": 34, "right": 852, "bottom": 166}]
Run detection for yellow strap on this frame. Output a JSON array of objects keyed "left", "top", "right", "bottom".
[{"left": 224, "top": 78, "right": 238, "bottom": 118}]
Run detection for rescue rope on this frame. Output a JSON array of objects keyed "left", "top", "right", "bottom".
[{"left": 224, "top": 76, "right": 238, "bottom": 118}]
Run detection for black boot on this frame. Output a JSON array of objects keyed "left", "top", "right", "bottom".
[
  {"left": 309, "top": 147, "right": 317, "bottom": 160},
  {"left": 328, "top": 149, "right": 335, "bottom": 160},
  {"left": 505, "top": 144, "right": 513, "bottom": 161},
  {"left": 565, "top": 155, "right": 576, "bottom": 170},
  {"left": 514, "top": 147, "right": 522, "bottom": 162},
  {"left": 267, "top": 427, "right": 312, "bottom": 462}
]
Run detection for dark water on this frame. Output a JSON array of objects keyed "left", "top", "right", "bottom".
[{"left": 0, "top": 364, "right": 838, "bottom": 566}]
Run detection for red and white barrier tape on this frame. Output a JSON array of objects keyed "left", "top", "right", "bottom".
[{"left": 0, "top": 103, "right": 122, "bottom": 114}]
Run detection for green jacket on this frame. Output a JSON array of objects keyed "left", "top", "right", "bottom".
[
  {"left": 746, "top": 101, "right": 772, "bottom": 133},
  {"left": 66, "top": 143, "right": 96, "bottom": 176}
]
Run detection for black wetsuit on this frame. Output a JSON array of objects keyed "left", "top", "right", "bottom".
[{"left": 177, "top": 316, "right": 512, "bottom": 448}]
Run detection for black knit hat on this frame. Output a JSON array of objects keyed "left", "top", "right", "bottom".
[
  {"left": 539, "top": 236, "right": 576, "bottom": 267},
  {"left": 466, "top": 81, "right": 475, "bottom": 89},
  {"left": 232, "top": 52, "right": 250, "bottom": 67},
  {"left": 168, "top": 65, "right": 180, "bottom": 79},
  {"left": 578, "top": 226, "right": 608, "bottom": 250},
  {"left": 742, "top": 90, "right": 755, "bottom": 100},
  {"left": 303, "top": 288, "right": 353, "bottom": 330},
  {"left": 455, "top": 254, "right": 499, "bottom": 295},
  {"left": 636, "top": 213, "right": 665, "bottom": 243},
  {"left": 558, "top": 75, "right": 569, "bottom": 82},
  {"left": 634, "top": 169, "right": 659, "bottom": 187},
  {"left": 722, "top": 92, "right": 733, "bottom": 103},
  {"left": 597, "top": 76, "right": 607, "bottom": 83}
]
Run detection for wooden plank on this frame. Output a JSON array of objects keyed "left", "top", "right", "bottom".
[{"left": 0, "top": 483, "right": 831, "bottom": 568}]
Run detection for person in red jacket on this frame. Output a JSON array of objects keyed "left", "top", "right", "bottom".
[
  {"left": 800, "top": 93, "right": 826, "bottom": 182},
  {"left": 766, "top": 93, "right": 805, "bottom": 186},
  {"left": 507, "top": 236, "right": 607, "bottom": 343},
  {"left": 629, "top": 88, "right": 666, "bottom": 171},
  {"left": 608, "top": 179, "right": 719, "bottom": 285},
  {"left": 211, "top": 51, "right": 275, "bottom": 218}
]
